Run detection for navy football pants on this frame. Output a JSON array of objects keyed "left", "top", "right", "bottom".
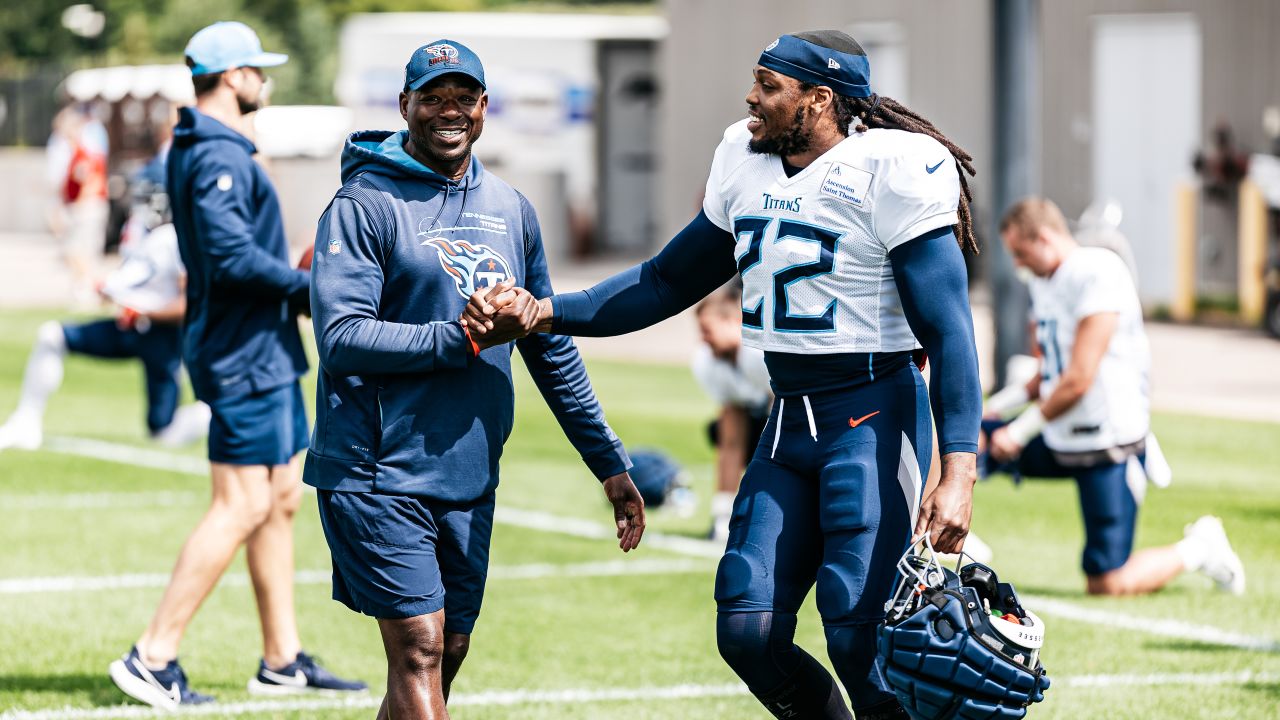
[
  {"left": 62, "top": 319, "right": 182, "bottom": 434},
  {"left": 715, "top": 362, "right": 931, "bottom": 710},
  {"left": 980, "top": 419, "right": 1141, "bottom": 576}
]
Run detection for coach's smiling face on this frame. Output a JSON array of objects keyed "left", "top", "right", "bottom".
[{"left": 400, "top": 74, "right": 487, "bottom": 181}]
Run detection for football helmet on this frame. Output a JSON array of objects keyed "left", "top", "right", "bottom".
[{"left": 879, "top": 540, "right": 1050, "bottom": 719}]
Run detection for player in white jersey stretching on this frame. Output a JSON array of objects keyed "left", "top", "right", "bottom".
[
  {"left": 466, "top": 30, "right": 981, "bottom": 720},
  {"left": 988, "top": 197, "right": 1245, "bottom": 597},
  {"left": 0, "top": 159, "right": 209, "bottom": 452}
]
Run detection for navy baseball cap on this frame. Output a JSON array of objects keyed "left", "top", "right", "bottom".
[
  {"left": 404, "top": 40, "right": 486, "bottom": 92},
  {"left": 185, "top": 21, "right": 287, "bottom": 75}
]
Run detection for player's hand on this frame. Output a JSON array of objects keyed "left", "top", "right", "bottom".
[
  {"left": 469, "top": 282, "right": 540, "bottom": 349},
  {"left": 601, "top": 472, "right": 646, "bottom": 552},
  {"left": 914, "top": 452, "right": 975, "bottom": 555},
  {"left": 988, "top": 427, "right": 1023, "bottom": 463},
  {"left": 463, "top": 280, "right": 519, "bottom": 334},
  {"left": 115, "top": 306, "right": 147, "bottom": 332}
]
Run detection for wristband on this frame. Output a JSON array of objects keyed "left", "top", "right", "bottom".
[
  {"left": 1004, "top": 405, "right": 1046, "bottom": 447},
  {"left": 461, "top": 322, "right": 480, "bottom": 357},
  {"left": 985, "top": 384, "right": 1030, "bottom": 417}
]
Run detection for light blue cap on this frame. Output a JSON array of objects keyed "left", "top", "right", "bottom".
[{"left": 184, "top": 21, "right": 288, "bottom": 76}]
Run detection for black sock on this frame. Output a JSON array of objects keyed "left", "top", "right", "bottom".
[{"left": 755, "top": 649, "right": 853, "bottom": 720}]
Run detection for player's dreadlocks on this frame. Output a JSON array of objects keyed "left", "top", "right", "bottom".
[
  {"left": 790, "top": 30, "right": 979, "bottom": 254},
  {"left": 850, "top": 95, "right": 978, "bottom": 254}
]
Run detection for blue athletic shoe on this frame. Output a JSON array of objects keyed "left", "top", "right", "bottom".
[
  {"left": 247, "top": 651, "right": 368, "bottom": 695},
  {"left": 108, "top": 646, "right": 214, "bottom": 709}
]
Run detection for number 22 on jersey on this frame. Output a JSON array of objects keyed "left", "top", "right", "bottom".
[{"left": 734, "top": 216, "right": 842, "bottom": 334}]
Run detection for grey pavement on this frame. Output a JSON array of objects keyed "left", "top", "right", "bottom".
[{"left": 4, "top": 233, "right": 1278, "bottom": 425}]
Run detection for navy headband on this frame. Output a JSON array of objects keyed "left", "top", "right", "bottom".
[{"left": 758, "top": 34, "right": 872, "bottom": 98}]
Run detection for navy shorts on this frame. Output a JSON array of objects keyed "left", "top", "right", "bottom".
[
  {"left": 207, "top": 381, "right": 308, "bottom": 466},
  {"left": 715, "top": 363, "right": 931, "bottom": 622},
  {"left": 316, "top": 489, "right": 495, "bottom": 633},
  {"left": 62, "top": 319, "right": 182, "bottom": 433},
  {"left": 980, "top": 419, "right": 1141, "bottom": 576}
]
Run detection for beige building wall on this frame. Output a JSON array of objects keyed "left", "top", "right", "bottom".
[{"left": 658, "top": 0, "right": 995, "bottom": 244}]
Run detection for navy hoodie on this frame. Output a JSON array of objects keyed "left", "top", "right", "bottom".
[
  {"left": 167, "top": 107, "right": 310, "bottom": 401},
  {"left": 304, "top": 130, "right": 629, "bottom": 502}
]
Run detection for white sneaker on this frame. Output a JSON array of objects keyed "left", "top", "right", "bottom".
[
  {"left": 0, "top": 416, "right": 42, "bottom": 451},
  {"left": 153, "top": 402, "right": 211, "bottom": 447},
  {"left": 1185, "top": 516, "right": 1246, "bottom": 595}
]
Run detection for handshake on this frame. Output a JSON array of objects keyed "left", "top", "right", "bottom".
[{"left": 461, "top": 280, "right": 554, "bottom": 351}]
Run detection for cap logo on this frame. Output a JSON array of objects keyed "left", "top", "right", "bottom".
[
  {"left": 765, "top": 38, "right": 780, "bottom": 51},
  {"left": 425, "top": 44, "right": 460, "bottom": 66},
  {"left": 827, "top": 57, "right": 841, "bottom": 69}
]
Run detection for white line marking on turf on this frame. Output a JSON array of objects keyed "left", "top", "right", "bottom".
[
  {"left": 1056, "top": 670, "right": 1280, "bottom": 688},
  {"left": 494, "top": 506, "right": 724, "bottom": 559},
  {"left": 43, "top": 436, "right": 209, "bottom": 476},
  {"left": 4, "top": 672, "right": 1279, "bottom": 719},
  {"left": 1025, "top": 596, "right": 1280, "bottom": 653},
  {"left": 2, "top": 491, "right": 204, "bottom": 510},
  {"left": 28, "top": 436, "right": 1279, "bottom": 654},
  {"left": 0, "top": 559, "right": 711, "bottom": 595}
]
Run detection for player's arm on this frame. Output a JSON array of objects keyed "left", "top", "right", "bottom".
[
  {"left": 466, "top": 211, "right": 739, "bottom": 338},
  {"left": 548, "top": 211, "right": 738, "bottom": 335},
  {"left": 513, "top": 194, "right": 644, "bottom": 551},
  {"left": 145, "top": 272, "right": 187, "bottom": 325},
  {"left": 889, "top": 226, "right": 982, "bottom": 553},
  {"left": 190, "top": 153, "right": 308, "bottom": 304},
  {"left": 1040, "top": 313, "right": 1116, "bottom": 419},
  {"left": 991, "top": 312, "right": 1117, "bottom": 459},
  {"left": 312, "top": 195, "right": 477, "bottom": 377}
]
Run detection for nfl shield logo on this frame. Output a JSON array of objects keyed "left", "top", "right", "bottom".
[{"left": 328, "top": 238, "right": 341, "bottom": 255}]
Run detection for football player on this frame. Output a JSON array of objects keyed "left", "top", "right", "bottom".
[
  {"left": 467, "top": 30, "right": 981, "bottom": 720},
  {"left": 987, "top": 197, "right": 1245, "bottom": 597},
  {"left": 0, "top": 155, "right": 209, "bottom": 453},
  {"left": 692, "top": 284, "right": 772, "bottom": 542}
]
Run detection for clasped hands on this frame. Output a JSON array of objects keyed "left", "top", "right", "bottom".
[
  {"left": 461, "top": 280, "right": 552, "bottom": 350},
  {"left": 460, "top": 279, "right": 647, "bottom": 552}
]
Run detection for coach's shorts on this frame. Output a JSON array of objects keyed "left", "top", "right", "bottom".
[
  {"left": 979, "top": 419, "right": 1141, "bottom": 576},
  {"left": 316, "top": 489, "right": 495, "bottom": 633},
  {"left": 62, "top": 319, "right": 182, "bottom": 433},
  {"left": 207, "top": 381, "right": 308, "bottom": 466}
]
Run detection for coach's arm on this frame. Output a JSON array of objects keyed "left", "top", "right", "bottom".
[{"left": 312, "top": 195, "right": 475, "bottom": 376}]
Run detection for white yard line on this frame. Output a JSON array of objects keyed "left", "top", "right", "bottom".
[
  {"left": 42, "top": 436, "right": 209, "bottom": 476},
  {"left": 3, "top": 672, "right": 1278, "bottom": 719},
  {"left": 493, "top": 506, "right": 725, "bottom": 559},
  {"left": 0, "top": 558, "right": 711, "bottom": 595},
  {"left": 1023, "top": 596, "right": 1280, "bottom": 653},
  {"left": 21, "top": 436, "right": 1280, "bottom": 655}
]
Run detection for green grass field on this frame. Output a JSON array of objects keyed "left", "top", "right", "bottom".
[{"left": 0, "top": 307, "right": 1277, "bottom": 719}]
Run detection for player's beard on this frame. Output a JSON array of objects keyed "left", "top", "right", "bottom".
[{"left": 748, "top": 105, "right": 812, "bottom": 157}]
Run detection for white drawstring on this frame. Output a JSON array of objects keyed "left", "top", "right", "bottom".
[
  {"left": 771, "top": 398, "right": 784, "bottom": 458},
  {"left": 802, "top": 395, "right": 817, "bottom": 441}
]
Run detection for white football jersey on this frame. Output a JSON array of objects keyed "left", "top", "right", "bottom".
[
  {"left": 691, "top": 344, "right": 772, "bottom": 412},
  {"left": 702, "top": 119, "right": 960, "bottom": 353},
  {"left": 1029, "top": 247, "right": 1150, "bottom": 452},
  {"left": 101, "top": 222, "right": 184, "bottom": 313}
]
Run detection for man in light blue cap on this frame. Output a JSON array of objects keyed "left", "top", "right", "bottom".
[{"left": 107, "top": 20, "right": 366, "bottom": 709}]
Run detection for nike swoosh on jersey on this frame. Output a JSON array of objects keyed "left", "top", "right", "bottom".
[
  {"left": 848, "top": 411, "right": 881, "bottom": 428},
  {"left": 925, "top": 160, "right": 945, "bottom": 174},
  {"left": 260, "top": 667, "right": 308, "bottom": 687}
]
